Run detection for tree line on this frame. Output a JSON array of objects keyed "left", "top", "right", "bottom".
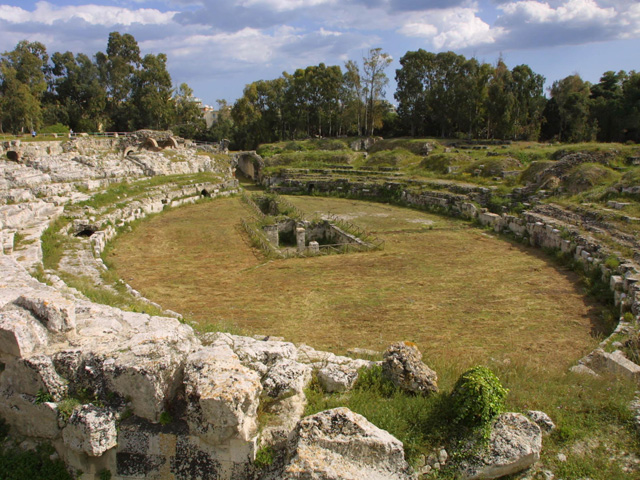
[
  {"left": 230, "top": 49, "right": 640, "bottom": 148},
  {"left": 0, "top": 33, "right": 204, "bottom": 137},
  {"left": 2, "top": 33, "right": 639, "bottom": 147}
]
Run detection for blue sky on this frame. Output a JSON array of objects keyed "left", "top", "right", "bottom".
[{"left": 1, "top": 1, "right": 639, "bottom": 106}]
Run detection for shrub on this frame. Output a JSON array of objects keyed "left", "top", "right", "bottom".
[
  {"left": 353, "top": 365, "right": 396, "bottom": 398},
  {"left": 450, "top": 366, "right": 508, "bottom": 428}
]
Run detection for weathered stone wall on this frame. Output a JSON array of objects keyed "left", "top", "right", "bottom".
[{"left": 0, "top": 142, "right": 419, "bottom": 480}]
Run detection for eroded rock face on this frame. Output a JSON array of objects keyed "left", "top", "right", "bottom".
[
  {"left": 262, "top": 359, "right": 312, "bottom": 399},
  {"left": 382, "top": 341, "right": 438, "bottom": 395},
  {"left": 63, "top": 405, "right": 117, "bottom": 456},
  {"left": 279, "top": 407, "right": 415, "bottom": 480},
  {"left": 16, "top": 291, "right": 76, "bottom": 333},
  {"left": 0, "top": 305, "right": 49, "bottom": 358},
  {"left": 458, "top": 412, "right": 542, "bottom": 480}
]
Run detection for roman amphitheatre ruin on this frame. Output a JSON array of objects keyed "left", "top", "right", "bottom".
[{"left": 1, "top": 131, "right": 639, "bottom": 479}]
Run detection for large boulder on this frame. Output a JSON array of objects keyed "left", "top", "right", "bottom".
[
  {"left": 458, "top": 412, "right": 542, "bottom": 480},
  {"left": 279, "top": 407, "right": 415, "bottom": 480},
  {"left": 63, "top": 405, "right": 117, "bottom": 456},
  {"left": 382, "top": 342, "right": 438, "bottom": 395},
  {"left": 183, "top": 347, "right": 262, "bottom": 444}
]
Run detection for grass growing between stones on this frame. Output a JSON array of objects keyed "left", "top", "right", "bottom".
[{"left": 305, "top": 362, "right": 639, "bottom": 479}]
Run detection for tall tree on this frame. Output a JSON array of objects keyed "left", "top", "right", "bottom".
[
  {"left": 486, "top": 59, "right": 515, "bottom": 139},
  {"left": 342, "top": 60, "right": 364, "bottom": 135},
  {"left": 96, "top": 32, "right": 141, "bottom": 131},
  {"left": 130, "top": 53, "right": 174, "bottom": 130},
  {"left": 621, "top": 71, "right": 640, "bottom": 143},
  {"left": 362, "top": 48, "right": 392, "bottom": 136},
  {"left": 50, "top": 51, "right": 107, "bottom": 131},
  {"left": 549, "top": 74, "right": 593, "bottom": 142},
  {"left": 590, "top": 70, "right": 626, "bottom": 142},
  {"left": 511, "top": 64, "right": 545, "bottom": 140}
]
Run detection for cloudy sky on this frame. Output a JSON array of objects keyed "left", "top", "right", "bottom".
[{"left": 0, "top": 1, "right": 639, "bottom": 106}]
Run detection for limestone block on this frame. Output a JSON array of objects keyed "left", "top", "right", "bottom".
[
  {"left": 0, "top": 389, "right": 59, "bottom": 439},
  {"left": 317, "top": 364, "right": 359, "bottom": 393},
  {"left": 259, "top": 392, "right": 307, "bottom": 450},
  {"left": 262, "top": 359, "right": 312, "bottom": 399},
  {"left": 281, "top": 407, "right": 414, "bottom": 480},
  {"left": 0, "top": 307, "right": 49, "bottom": 358},
  {"left": 183, "top": 348, "right": 262, "bottom": 444},
  {"left": 1, "top": 354, "right": 67, "bottom": 400},
  {"left": 16, "top": 291, "right": 76, "bottom": 333},
  {"left": 63, "top": 405, "right": 117, "bottom": 457},
  {"left": 478, "top": 212, "right": 500, "bottom": 228},
  {"left": 611, "top": 275, "right": 624, "bottom": 291},
  {"left": 569, "top": 364, "right": 599, "bottom": 377},
  {"left": 458, "top": 413, "right": 542, "bottom": 480},
  {"left": 102, "top": 346, "right": 186, "bottom": 423},
  {"left": 382, "top": 341, "right": 438, "bottom": 395},
  {"left": 589, "top": 349, "right": 640, "bottom": 382}
]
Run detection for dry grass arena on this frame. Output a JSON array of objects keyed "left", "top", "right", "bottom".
[{"left": 108, "top": 195, "right": 607, "bottom": 375}]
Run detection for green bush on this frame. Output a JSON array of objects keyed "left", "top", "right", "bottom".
[
  {"left": 450, "top": 366, "right": 508, "bottom": 428},
  {"left": 353, "top": 365, "right": 396, "bottom": 398}
]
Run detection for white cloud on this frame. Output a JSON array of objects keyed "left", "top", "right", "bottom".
[
  {"left": 499, "top": 0, "right": 616, "bottom": 24},
  {"left": 399, "top": 6, "right": 501, "bottom": 49},
  {"left": 238, "top": 0, "right": 334, "bottom": 12},
  {"left": 0, "top": 1, "right": 176, "bottom": 26}
]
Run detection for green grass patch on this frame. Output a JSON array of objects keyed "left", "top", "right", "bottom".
[
  {"left": 365, "top": 149, "right": 422, "bottom": 168},
  {"left": 41, "top": 216, "right": 73, "bottom": 270}
]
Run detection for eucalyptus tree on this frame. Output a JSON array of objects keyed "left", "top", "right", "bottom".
[
  {"left": 50, "top": 51, "right": 107, "bottom": 132},
  {"left": 549, "top": 74, "right": 593, "bottom": 142},
  {"left": 130, "top": 53, "right": 174, "bottom": 130},
  {"left": 510, "top": 65, "right": 545, "bottom": 140},
  {"left": 0, "top": 40, "right": 49, "bottom": 133},
  {"left": 486, "top": 59, "right": 515, "bottom": 139},
  {"left": 96, "top": 32, "right": 141, "bottom": 131}
]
